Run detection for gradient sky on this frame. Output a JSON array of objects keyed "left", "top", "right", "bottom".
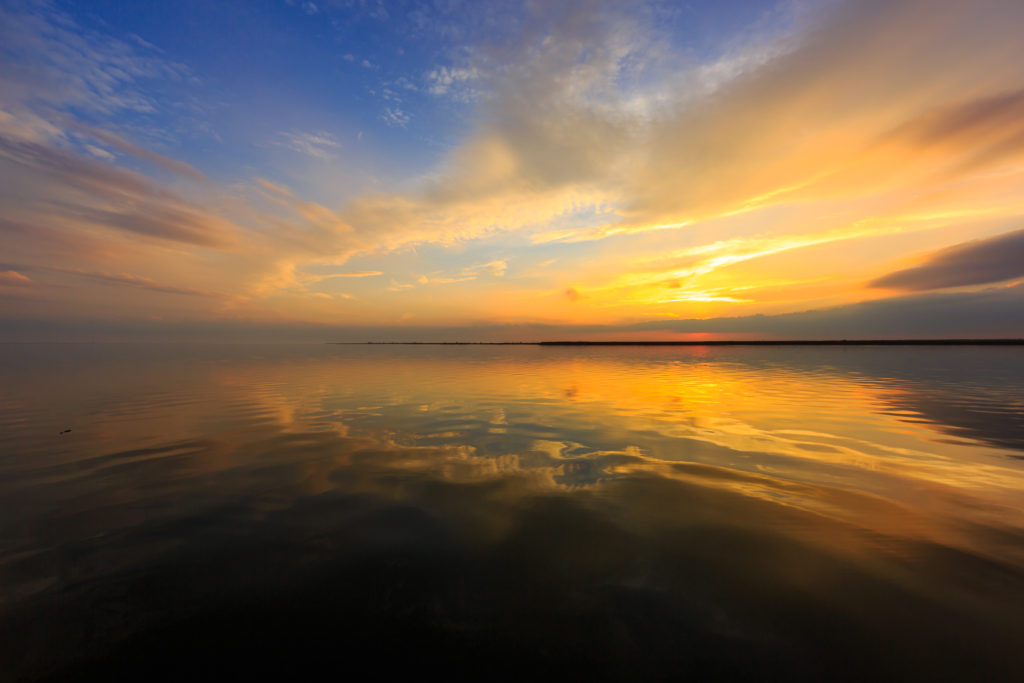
[{"left": 2, "top": 0, "right": 1023, "bottom": 341}]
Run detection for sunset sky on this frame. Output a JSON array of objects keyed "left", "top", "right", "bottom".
[{"left": 2, "top": 0, "right": 1023, "bottom": 341}]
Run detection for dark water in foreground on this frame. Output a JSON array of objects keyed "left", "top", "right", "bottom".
[{"left": 1, "top": 343, "right": 1023, "bottom": 681}]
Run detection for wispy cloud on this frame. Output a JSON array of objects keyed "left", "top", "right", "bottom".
[
  {"left": 425, "top": 65, "right": 480, "bottom": 99},
  {"left": 387, "top": 278, "right": 415, "bottom": 291},
  {"left": 416, "top": 274, "right": 475, "bottom": 285},
  {"left": 61, "top": 269, "right": 221, "bottom": 297},
  {"left": 0, "top": 0, "right": 193, "bottom": 119},
  {"left": 380, "top": 107, "right": 411, "bottom": 128},
  {"left": 72, "top": 124, "right": 207, "bottom": 182},
  {"left": 0, "top": 270, "right": 31, "bottom": 287},
  {"left": 320, "top": 270, "right": 382, "bottom": 279},
  {"left": 275, "top": 130, "right": 341, "bottom": 160},
  {"left": 0, "top": 138, "right": 236, "bottom": 247},
  {"left": 463, "top": 260, "right": 507, "bottom": 277}
]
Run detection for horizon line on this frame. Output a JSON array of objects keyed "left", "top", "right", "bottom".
[{"left": 329, "top": 339, "right": 1024, "bottom": 346}]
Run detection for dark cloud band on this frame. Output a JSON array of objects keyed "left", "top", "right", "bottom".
[{"left": 871, "top": 228, "right": 1024, "bottom": 291}]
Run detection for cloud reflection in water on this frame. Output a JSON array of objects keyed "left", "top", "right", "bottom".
[{"left": 1, "top": 343, "right": 1023, "bottom": 680}]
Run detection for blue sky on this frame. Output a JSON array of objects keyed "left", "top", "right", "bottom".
[{"left": 41, "top": 0, "right": 780, "bottom": 187}]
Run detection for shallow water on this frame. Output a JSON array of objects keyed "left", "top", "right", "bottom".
[{"left": 1, "top": 343, "right": 1023, "bottom": 681}]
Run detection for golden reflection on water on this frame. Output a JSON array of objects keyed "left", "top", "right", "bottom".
[
  {"left": 4, "top": 346, "right": 1024, "bottom": 535},
  {"left": 1, "top": 343, "right": 1023, "bottom": 679}
]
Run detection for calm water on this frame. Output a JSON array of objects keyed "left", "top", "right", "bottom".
[{"left": 1, "top": 343, "right": 1023, "bottom": 681}]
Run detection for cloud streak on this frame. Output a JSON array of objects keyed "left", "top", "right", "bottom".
[
  {"left": 0, "top": 138, "right": 236, "bottom": 247},
  {"left": 871, "top": 228, "right": 1024, "bottom": 291},
  {"left": 62, "top": 269, "right": 221, "bottom": 297},
  {"left": 320, "top": 271, "right": 382, "bottom": 279},
  {"left": 0, "top": 270, "right": 31, "bottom": 287},
  {"left": 77, "top": 125, "right": 208, "bottom": 182},
  {"left": 275, "top": 131, "right": 341, "bottom": 160}
]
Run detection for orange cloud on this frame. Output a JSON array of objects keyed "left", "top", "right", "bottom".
[{"left": 0, "top": 270, "right": 31, "bottom": 286}]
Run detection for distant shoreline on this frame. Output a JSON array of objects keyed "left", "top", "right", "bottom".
[{"left": 330, "top": 339, "right": 1024, "bottom": 346}]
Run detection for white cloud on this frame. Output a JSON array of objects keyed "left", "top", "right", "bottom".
[
  {"left": 84, "top": 144, "right": 116, "bottom": 161},
  {"left": 392, "top": 76, "right": 418, "bottom": 92},
  {"left": 380, "top": 107, "right": 411, "bottom": 128},
  {"left": 426, "top": 66, "right": 480, "bottom": 99}
]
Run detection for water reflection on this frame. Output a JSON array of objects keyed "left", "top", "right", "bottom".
[{"left": 1, "top": 343, "right": 1023, "bottom": 680}]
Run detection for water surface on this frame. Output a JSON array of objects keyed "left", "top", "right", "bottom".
[{"left": 1, "top": 343, "right": 1023, "bottom": 680}]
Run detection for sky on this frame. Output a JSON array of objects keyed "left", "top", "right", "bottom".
[{"left": 1, "top": 0, "right": 1023, "bottom": 341}]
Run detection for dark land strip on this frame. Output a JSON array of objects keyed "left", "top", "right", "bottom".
[{"left": 330, "top": 339, "right": 1024, "bottom": 346}]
